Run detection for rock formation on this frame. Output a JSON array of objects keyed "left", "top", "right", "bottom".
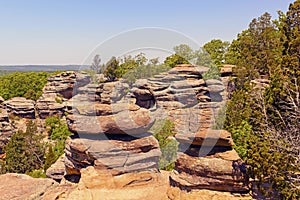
[
  {"left": 59, "top": 73, "right": 165, "bottom": 199},
  {"left": 0, "top": 173, "right": 58, "bottom": 200},
  {"left": 4, "top": 97, "right": 35, "bottom": 119},
  {"left": 127, "top": 64, "right": 247, "bottom": 192},
  {"left": 0, "top": 65, "right": 251, "bottom": 199},
  {"left": 37, "top": 71, "right": 90, "bottom": 119},
  {"left": 170, "top": 129, "right": 248, "bottom": 192},
  {"left": 0, "top": 106, "right": 15, "bottom": 153}
]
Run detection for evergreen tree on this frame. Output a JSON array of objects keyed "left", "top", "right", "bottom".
[{"left": 4, "top": 120, "right": 45, "bottom": 173}]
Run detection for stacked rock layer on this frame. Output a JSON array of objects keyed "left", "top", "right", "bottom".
[{"left": 62, "top": 77, "right": 164, "bottom": 198}]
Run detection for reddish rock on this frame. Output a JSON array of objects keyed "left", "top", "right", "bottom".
[
  {"left": 64, "top": 134, "right": 161, "bottom": 175},
  {"left": 0, "top": 173, "right": 58, "bottom": 200},
  {"left": 67, "top": 107, "right": 154, "bottom": 135},
  {"left": 176, "top": 129, "right": 234, "bottom": 147},
  {"left": 170, "top": 152, "right": 248, "bottom": 192}
]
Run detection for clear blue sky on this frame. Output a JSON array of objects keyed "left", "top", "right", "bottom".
[{"left": 0, "top": 0, "right": 294, "bottom": 65}]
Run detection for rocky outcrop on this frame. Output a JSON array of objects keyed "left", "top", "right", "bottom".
[
  {"left": 4, "top": 97, "right": 35, "bottom": 119},
  {"left": 0, "top": 108, "right": 15, "bottom": 153},
  {"left": 0, "top": 173, "right": 58, "bottom": 200},
  {"left": 61, "top": 72, "right": 164, "bottom": 199},
  {"left": 36, "top": 93, "right": 65, "bottom": 119},
  {"left": 46, "top": 155, "right": 66, "bottom": 181},
  {"left": 67, "top": 106, "right": 154, "bottom": 135},
  {"left": 170, "top": 129, "right": 248, "bottom": 192},
  {"left": 64, "top": 134, "right": 160, "bottom": 176},
  {"left": 37, "top": 71, "right": 90, "bottom": 119}
]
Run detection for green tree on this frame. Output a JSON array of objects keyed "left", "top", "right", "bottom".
[
  {"left": 164, "top": 54, "right": 190, "bottom": 68},
  {"left": 0, "top": 72, "right": 53, "bottom": 100},
  {"left": 203, "top": 39, "right": 230, "bottom": 66},
  {"left": 153, "top": 119, "right": 178, "bottom": 171},
  {"left": 45, "top": 116, "right": 73, "bottom": 160},
  {"left": 90, "top": 54, "right": 104, "bottom": 74},
  {"left": 4, "top": 120, "right": 45, "bottom": 173},
  {"left": 44, "top": 145, "right": 56, "bottom": 170},
  {"left": 104, "top": 56, "right": 120, "bottom": 81}
]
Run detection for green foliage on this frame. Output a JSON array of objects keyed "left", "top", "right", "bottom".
[
  {"left": 4, "top": 120, "right": 45, "bottom": 174},
  {"left": 164, "top": 54, "right": 190, "bottom": 68},
  {"left": 225, "top": 7, "right": 300, "bottom": 198},
  {"left": 90, "top": 54, "right": 105, "bottom": 74},
  {"left": 45, "top": 116, "right": 73, "bottom": 162},
  {"left": 153, "top": 119, "right": 178, "bottom": 171},
  {"left": 44, "top": 145, "right": 56, "bottom": 171},
  {"left": 104, "top": 56, "right": 119, "bottom": 81},
  {"left": 0, "top": 72, "right": 52, "bottom": 100},
  {"left": 123, "top": 64, "right": 171, "bottom": 84},
  {"left": 203, "top": 39, "right": 230, "bottom": 66},
  {"left": 26, "top": 169, "right": 47, "bottom": 178}
]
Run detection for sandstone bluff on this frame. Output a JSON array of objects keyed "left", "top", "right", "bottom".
[{"left": 0, "top": 65, "right": 252, "bottom": 200}]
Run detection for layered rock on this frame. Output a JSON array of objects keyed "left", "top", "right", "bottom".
[
  {"left": 37, "top": 71, "right": 90, "bottom": 119},
  {"left": 64, "top": 134, "right": 161, "bottom": 176},
  {"left": 46, "top": 155, "right": 66, "bottom": 181},
  {"left": 59, "top": 71, "right": 164, "bottom": 200},
  {"left": 170, "top": 129, "right": 248, "bottom": 192},
  {"left": 4, "top": 97, "right": 35, "bottom": 119},
  {"left": 0, "top": 108, "right": 15, "bottom": 153}
]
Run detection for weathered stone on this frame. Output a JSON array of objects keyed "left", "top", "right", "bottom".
[
  {"left": 4, "top": 97, "right": 35, "bottom": 119},
  {"left": 0, "top": 173, "right": 58, "bottom": 200},
  {"left": 0, "top": 108, "right": 15, "bottom": 154},
  {"left": 46, "top": 155, "right": 66, "bottom": 181},
  {"left": 221, "top": 65, "right": 234, "bottom": 77},
  {"left": 64, "top": 134, "right": 161, "bottom": 175},
  {"left": 63, "top": 167, "right": 168, "bottom": 200},
  {"left": 44, "top": 71, "right": 90, "bottom": 99},
  {"left": 169, "top": 64, "right": 209, "bottom": 76},
  {"left": 67, "top": 107, "right": 154, "bottom": 135},
  {"left": 36, "top": 93, "right": 65, "bottom": 119},
  {"left": 170, "top": 152, "right": 248, "bottom": 192},
  {"left": 176, "top": 129, "right": 234, "bottom": 147}
]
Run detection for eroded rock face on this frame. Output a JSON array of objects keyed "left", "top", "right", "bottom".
[
  {"left": 67, "top": 107, "right": 154, "bottom": 135},
  {"left": 170, "top": 130, "right": 248, "bottom": 192},
  {"left": 0, "top": 108, "right": 15, "bottom": 153},
  {"left": 46, "top": 155, "right": 66, "bottom": 181},
  {"left": 64, "top": 134, "right": 161, "bottom": 175},
  {"left": 170, "top": 151, "right": 248, "bottom": 192},
  {"left": 36, "top": 93, "right": 65, "bottom": 119},
  {"left": 4, "top": 97, "right": 35, "bottom": 119},
  {"left": 37, "top": 71, "right": 90, "bottom": 119},
  {"left": 44, "top": 71, "right": 90, "bottom": 99},
  {"left": 0, "top": 173, "right": 58, "bottom": 200}
]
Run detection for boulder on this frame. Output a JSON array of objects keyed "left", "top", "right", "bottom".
[
  {"left": 4, "top": 97, "right": 35, "bottom": 119},
  {"left": 0, "top": 173, "right": 58, "bottom": 200},
  {"left": 0, "top": 108, "right": 15, "bottom": 154},
  {"left": 64, "top": 134, "right": 161, "bottom": 175},
  {"left": 44, "top": 71, "right": 90, "bottom": 99},
  {"left": 67, "top": 107, "right": 154, "bottom": 135},
  {"left": 36, "top": 93, "right": 65, "bottom": 119},
  {"left": 175, "top": 129, "right": 234, "bottom": 147},
  {"left": 170, "top": 152, "right": 248, "bottom": 192},
  {"left": 46, "top": 155, "right": 66, "bottom": 181},
  {"left": 221, "top": 65, "right": 234, "bottom": 77}
]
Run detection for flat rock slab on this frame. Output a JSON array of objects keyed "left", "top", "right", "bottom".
[
  {"left": 67, "top": 107, "right": 154, "bottom": 135},
  {"left": 176, "top": 129, "right": 234, "bottom": 147},
  {"left": 0, "top": 173, "right": 58, "bottom": 200}
]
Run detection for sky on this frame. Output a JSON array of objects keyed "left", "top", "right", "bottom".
[{"left": 0, "top": 0, "right": 295, "bottom": 65}]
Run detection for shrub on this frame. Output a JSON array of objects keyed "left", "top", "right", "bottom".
[{"left": 152, "top": 119, "right": 178, "bottom": 171}]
